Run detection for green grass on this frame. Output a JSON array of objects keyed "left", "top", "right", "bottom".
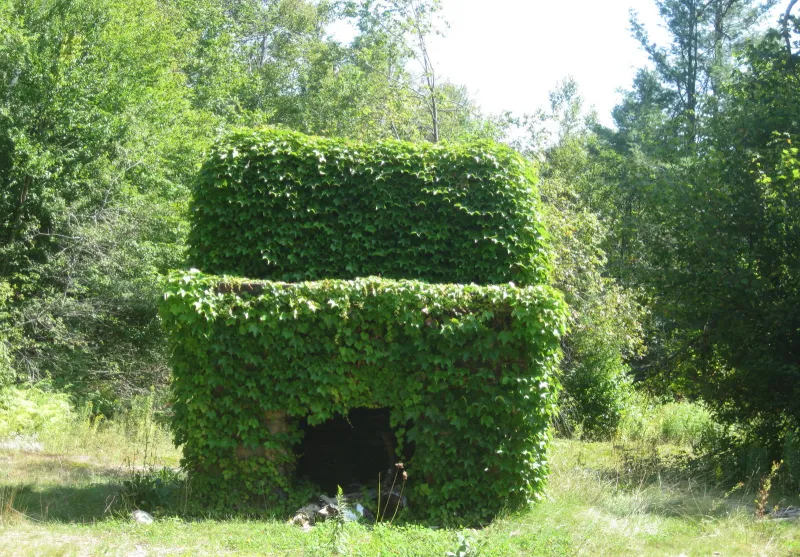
[{"left": 0, "top": 388, "right": 798, "bottom": 556}]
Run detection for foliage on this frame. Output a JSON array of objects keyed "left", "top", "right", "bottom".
[
  {"left": 190, "top": 128, "right": 549, "bottom": 286},
  {"left": 542, "top": 140, "right": 643, "bottom": 440},
  {"left": 0, "top": 384, "right": 177, "bottom": 470},
  {"left": 623, "top": 29, "right": 800, "bottom": 449},
  {"left": 0, "top": 383, "right": 72, "bottom": 438},
  {"left": 587, "top": 0, "right": 800, "bottom": 457},
  {"left": 0, "top": 0, "right": 206, "bottom": 404},
  {"left": 120, "top": 467, "right": 186, "bottom": 515},
  {"left": 339, "top": 0, "right": 485, "bottom": 144},
  {"left": 628, "top": 0, "right": 773, "bottom": 147},
  {"left": 446, "top": 532, "right": 481, "bottom": 557},
  {"left": 515, "top": 80, "right": 645, "bottom": 440},
  {"left": 0, "top": 281, "right": 13, "bottom": 387},
  {"left": 0, "top": 0, "right": 499, "bottom": 405},
  {"left": 176, "top": 0, "right": 492, "bottom": 143},
  {"left": 160, "top": 271, "right": 567, "bottom": 525}
]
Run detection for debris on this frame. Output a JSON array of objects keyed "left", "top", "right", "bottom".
[
  {"left": 131, "top": 510, "right": 154, "bottom": 524},
  {"left": 769, "top": 507, "right": 800, "bottom": 520},
  {"left": 290, "top": 463, "right": 408, "bottom": 529},
  {"left": 290, "top": 492, "right": 381, "bottom": 529},
  {"left": 290, "top": 503, "right": 321, "bottom": 530},
  {"left": 343, "top": 503, "right": 367, "bottom": 522},
  {"left": 125, "top": 545, "right": 147, "bottom": 557}
]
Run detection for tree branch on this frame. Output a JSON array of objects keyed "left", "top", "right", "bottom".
[{"left": 781, "top": 0, "right": 799, "bottom": 65}]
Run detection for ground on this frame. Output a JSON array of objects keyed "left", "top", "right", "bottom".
[{"left": 1, "top": 431, "right": 798, "bottom": 557}]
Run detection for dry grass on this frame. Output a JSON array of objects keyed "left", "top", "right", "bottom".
[
  {"left": 0, "top": 388, "right": 798, "bottom": 556},
  {"left": 0, "top": 438, "right": 797, "bottom": 556}
]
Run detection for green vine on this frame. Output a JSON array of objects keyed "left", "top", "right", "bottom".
[
  {"left": 161, "top": 272, "right": 566, "bottom": 524},
  {"left": 188, "top": 128, "right": 549, "bottom": 286}
]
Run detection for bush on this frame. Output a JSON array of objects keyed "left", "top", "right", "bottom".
[
  {"left": 558, "top": 352, "right": 633, "bottom": 441},
  {"left": 0, "top": 384, "right": 72, "bottom": 439},
  {"left": 161, "top": 271, "right": 567, "bottom": 524},
  {"left": 189, "top": 128, "right": 549, "bottom": 286},
  {"left": 120, "top": 467, "right": 186, "bottom": 514},
  {"left": 538, "top": 148, "right": 645, "bottom": 441},
  {"left": 691, "top": 416, "right": 800, "bottom": 491}
]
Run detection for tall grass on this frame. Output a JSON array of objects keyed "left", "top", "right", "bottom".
[
  {"left": 1, "top": 385, "right": 798, "bottom": 555},
  {"left": 616, "top": 395, "right": 716, "bottom": 449},
  {"left": 0, "top": 486, "right": 24, "bottom": 526},
  {"left": 0, "top": 385, "right": 178, "bottom": 467}
]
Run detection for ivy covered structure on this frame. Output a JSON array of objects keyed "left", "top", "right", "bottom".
[{"left": 161, "top": 129, "right": 567, "bottom": 524}]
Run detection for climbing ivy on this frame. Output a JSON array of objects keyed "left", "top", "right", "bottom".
[
  {"left": 161, "top": 271, "right": 566, "bottom": 524},
  {"left": 189, "top": 128, "right": 549, "bottom": 286}
]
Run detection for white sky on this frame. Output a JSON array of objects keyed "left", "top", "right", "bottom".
[
  {"left": 426, "top": 0, "right": 666, "bottom": 126},
  {"left": 331, "top": 1, "right": 787, "bottom": 127}
]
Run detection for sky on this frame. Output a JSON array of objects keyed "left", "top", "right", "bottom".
[{"left": 424, "top": 0, "right": 667, "bottom": 125}]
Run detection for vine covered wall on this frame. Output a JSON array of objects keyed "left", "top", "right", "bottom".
[
  {"left": 161, "top": 272, "right": 566, "bottom": 524},
  {"left": 165, "top": 129, "right": 567, "bottom": 524},
  {"left": 189, "top": 129, "right": 549, "bottom": 286}
]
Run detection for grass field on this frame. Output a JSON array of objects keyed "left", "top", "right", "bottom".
[{"left": 0, "top": 390, "right": 798, "bottom": 556}]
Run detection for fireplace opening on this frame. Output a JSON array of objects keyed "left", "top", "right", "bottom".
[{"left": 295, "top": 408, "right": 407, "bottom": 495}]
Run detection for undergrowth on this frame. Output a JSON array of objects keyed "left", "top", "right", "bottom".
[
  {"left": 0, "top": 384, "right": 177, "bottom": 467},
  {"left": 1, "top": 388, "right": 798, "bottom": 556},
  {"left": 616, "top": 395, "right": 716, "bottom": 448}
]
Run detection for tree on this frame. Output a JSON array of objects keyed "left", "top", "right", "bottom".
[
  {"left": 648, "top": 28, "right": 800, "bottom": 447},
  {"left": 514, "top": 80, "right": 646, "bottom": 439},
  {"left": 629, "top": 0, "right": 774, "bottom": 147},
  {"left": 0, "top": 0, "right": 204, "bottom": 407},
  {"left": 595, "top": 0, "right": 800, "bottom": 451},
  {"left": 340, "top": 0, "right": 482, "bottom": 142},
  {"left": 0, "top": 0, "right": 497, "bottom": 410}
]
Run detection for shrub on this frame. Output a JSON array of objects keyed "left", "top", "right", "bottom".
[
  {"left": 538, "top": 164, "right": 645, "bottom": 441},
  {"left": 558, "top": 352, "right": 633, "bottom": 441},
  {"left": 693, "top": 417, "right": 800, "bottom": 491},
  {"left": 161, "top": 271, "right": 567, "bottom": 524},
  {"left": 0, "top": 384, "right": 72, "bottom": 439},
  {"left": 120, "top": 467, "right": 186, "bottom": 514},
  {"left": 189, "top": 128, "right": 549, "bottom": 286}
]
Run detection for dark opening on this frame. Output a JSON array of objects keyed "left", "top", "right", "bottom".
[{"left": 295, "top": 408, "right": 402, "bottom": 495}]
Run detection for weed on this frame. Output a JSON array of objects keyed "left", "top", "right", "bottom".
[
  {"left": 446, "top": 532, "right": 481, "bottom": 557},
  {"left": 756, "top": 460, "right": 782, "bottom": 518},
  {"left": 376, "top": 462, "right": 407, "bottom": 524},
  {"left": 0, "top": 486, "right": 25, "bottom": 526},
  {"left": 118, "top": 467, "right": 186, "bottom": 514},
  {"left": 326, "top": 485, "right": 350, "bottom": 556}
]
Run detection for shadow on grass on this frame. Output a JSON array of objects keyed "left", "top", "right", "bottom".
[
  {"left": 2, "top": 478, "right": 451, "bottom": 529},
  {"left": 2, "top": 482, "right": 122, "bottom": 522},
  {"left": 9, "top": 456, "right": 129, "bottom": 483},
  {"left": 568, "top": 447, "right": 769, "bottom": 521}
]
